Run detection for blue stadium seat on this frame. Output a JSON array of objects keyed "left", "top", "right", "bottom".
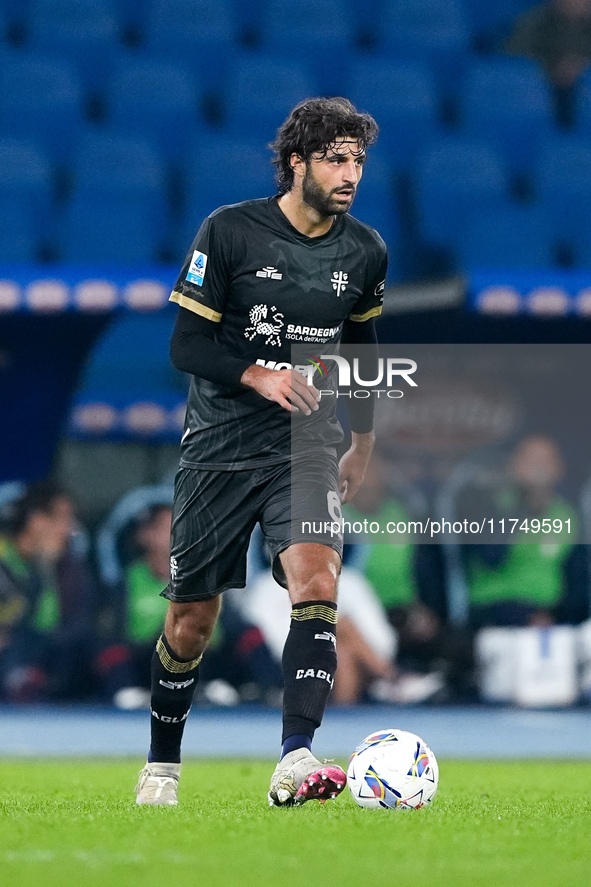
[
  {"left": 351, "top": 148, "right": 406, "bottom": 281},
  {"left": 176, "top": 135, "right": 277, "bottom": 255},
  {"left": 69, "top": 130, "right": 166, "bottom": 199},
  {"left": 105, "top": 58, "right": 202, "bottom": 163},
  {"left": 338, "top": 0, "right": 385, "bottom": 44},
  {"left": 58, "top": 132, "right": 168, "bottom": 263},
  {"left": 259, "top": 0, "right": 353, "bottom": 47},
  {"left": 222, "top": 54, "right": 317, "bottom": 140},
  {"left": 355, "top": 151, "right": 397, "bottom": 198},
  {"left": 0, "top": 51, "right": 85, "bottom": 163},
  {"left": 413, "top": 136, "right": 509, "bottom": 248},
  {"left": 346, "top": 58, "right": 441, "bottom": 170},
  {"left": 186, "top": 135, "right": 276, "bottom": 205},
  {"left": 569, "top": 218, "right": 591, "bottom": 268},
  {"left": 81, "top": 314, "right": 177, "bottom": 392},
  {"left": 110, "top": 0, "right": 149, "bottom": 32},
  {"left": 59, "top": 196, "right": 165, "bottom": 264},
  {"left": 534, "top": 135, "right": 591, "bottom": 244},
  {"left": 143, "top": 0, "right": 238, "bottom": 50},
  {"left": 373, "top": 0, "right": 470, "bottom": 93},
  {"left": 350, "top": 154, "right": 398, "bottom": 244},
  {"left": 459, "top": 57, "right": 555, "bottom": 176},
  {"left": 0, "top": 213, "right": 39, "bottom": 262},
  {"left": 0, "top": 139, "right": 53, "bottom": 257},
  {"left": 573, "top": 67, "right": 591, "bottom": 140},
  {"left": 141, "top": 0, "right": 240, "bottom": 91},
  {"left": 257, "top": 0, "right": 354, "bottom": 92},
  {"left": 455, "top": 202, "right": 557, "bottom": 270},
  {"left": 350, "top": 197, "right": 401, "bottom": 283},
  {"left": 25, "top": 0, "right": 121, "bottom": 94},
  {"left": 0, "top": 138, "right": 52, "bottom": 220},
  {"left": 0, "top": 0, "right": 27, "bottom": 28},
  {"left": 463, "top": 0, "right": 532, "bottom": 45}
]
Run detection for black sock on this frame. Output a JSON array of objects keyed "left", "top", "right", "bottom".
[
  {"left": 281, "top": 600, "right": 338, "bottom": 745},
  {"left": 148, "top": 634, "right": 201, "bottom": 763}
]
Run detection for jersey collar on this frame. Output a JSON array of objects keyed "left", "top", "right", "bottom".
[{"left": 267, "top": 196, "right": 344, "bottom": 244}]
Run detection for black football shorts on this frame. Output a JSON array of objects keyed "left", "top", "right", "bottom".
[{"left": 162, "top": 449, "right": 343, "bottom": 602}]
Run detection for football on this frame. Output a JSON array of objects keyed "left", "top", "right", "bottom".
[{"left": 347, "top": 728, "right": 439, "bottom": 810}]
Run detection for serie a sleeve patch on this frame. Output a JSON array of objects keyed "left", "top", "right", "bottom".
[{"left": 186, "top": 250, "right": 208, "bottom": 286}]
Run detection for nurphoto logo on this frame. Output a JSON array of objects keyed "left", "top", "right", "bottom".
[{"left": 311, "top": 354, "right": 418, "bottom": 399}]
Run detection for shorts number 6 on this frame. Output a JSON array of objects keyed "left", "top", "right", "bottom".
[{"left": 327, "top": 490, "right": 342, "bottom": 523}]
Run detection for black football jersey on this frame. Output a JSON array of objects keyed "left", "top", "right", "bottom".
[{"left": 170, "top": 196, "right": 387, "bottom": 469}]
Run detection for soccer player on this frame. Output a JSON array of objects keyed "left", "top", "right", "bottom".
[{"left": 135, "top": 97, "right": 387, "bottom": 806}]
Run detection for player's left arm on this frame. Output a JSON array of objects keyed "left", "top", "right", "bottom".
[
  {"left": 337, "top": 238, "right": 387, "bottom": 503},
  {"left": 338, "top": 316, "right": 378, "bottom": 503}
]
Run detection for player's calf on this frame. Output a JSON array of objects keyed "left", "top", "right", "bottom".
[
  {"left": 281, "top": 600, "right": 338, "bottom": 743},
  {"left": 268, "top": 600, "right": 345, "bottom": 806},
  {"left": 148, "top": 634, "right": 201, "bottom": 764}
]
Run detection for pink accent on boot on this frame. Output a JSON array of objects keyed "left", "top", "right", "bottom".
[{"left": 294, "top": 765, "right": 347, "bottom": 804}]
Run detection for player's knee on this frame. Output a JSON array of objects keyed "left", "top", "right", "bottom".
[
  {"left": 292, "top": 569, "right": 338, "bottom": 603},
  {"left": 165, "top": 599, "right": 220, "bottom": 659}
]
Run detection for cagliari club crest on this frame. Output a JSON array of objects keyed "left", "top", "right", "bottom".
[{"left": 331, "top": 271, "right": 348, "bottom": 297}]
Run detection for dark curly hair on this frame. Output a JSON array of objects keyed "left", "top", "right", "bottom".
[{"left": 270, "top": 97, "right": 379, "bottom": 193}]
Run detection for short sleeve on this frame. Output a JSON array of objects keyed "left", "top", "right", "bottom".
[
  {"left": 169, "top": 214, "right": 230, "bottom": 323},
  {"left": 348, "top": 238, "right": 388, "bottom": 322}
]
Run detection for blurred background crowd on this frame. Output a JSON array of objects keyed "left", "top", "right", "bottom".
[
  {"left": 1, "top": 0, "right": 591, "bottom": 710},
  {"left": 2, "top": 427, "right": 591, "bottom": 710}
]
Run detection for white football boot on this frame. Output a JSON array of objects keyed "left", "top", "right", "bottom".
[
  {"left": 268, "top": 748, "right": 346, "bottom": 807},
  {"left": 135, "top": 762, "right": 180, "bottom": 806}
]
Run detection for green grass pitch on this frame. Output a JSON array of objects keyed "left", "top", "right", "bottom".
[{"left": 0, "top": 759, "right": 590, "bottom": 887}]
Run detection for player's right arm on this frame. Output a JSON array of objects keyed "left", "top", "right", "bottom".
[
  {"left": 170, "top": 212, "right": 319, "bottom": 414},
  {"left": 170, "top": 307, "right": 319, "bottom": 414}
]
